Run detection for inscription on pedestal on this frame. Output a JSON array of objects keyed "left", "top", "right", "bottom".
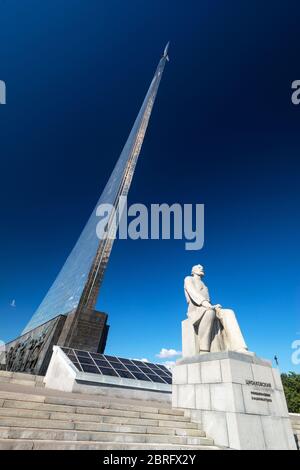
[{"left": 245, "top": 380, "right": 273, "bottom": 403}]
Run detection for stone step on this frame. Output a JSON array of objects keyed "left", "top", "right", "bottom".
[
  {"left": 0, "top": 372, "right": 34, "bottom": 380},
  {"left": 0, "top": 391, "right": 181, "bottom": 416},
  {"left": 0, "top": 408, "right": 51, "bottom": 420},
  {"left": 1, "top": 400, "right": 200, "bottom": 429},
  {"left": 79, "top": 416, "right": 199, "bottom": 430},
  {"left": 0, "top": 423, "right": 206, "bottom": 440},
  {"left": 0, "top": 378, "right": 39, "bottom": 387},
  {"left": 289, "top": 415, "right": 300, "bottom": 421},
  {"left": 0, "top": 426, "right": 214, "bottom": 446},
  {"left": 0, "top": 372, "right": 35, "bottom": 382},
  {"left": 75, "top": 406, "right": 187, "bottom": 421},
  {"left": 0, "top": 400, "right": 191, "bottom": 423},
  {"left": 0, "top": 377, "right": 12, "bottom": 384},
  {"left": 111, "top": 415, "right": 198, "bottom": 429},
  {"left": 0, "top": 372, "right": 45, "bottom": 388},
  {"left": 0, "top": 411, "right": 202, "bottom": 434},
  {"left": 0, "top": 387, "right": 217, "bottom": 449},
  {"left": 0, "top": 391, "right": 45, "bottom": 403},
  {"left": 74, "top": 422, "right": 205, "bottom": 437},
  {"left": 43, "top": 395, "right": 181, "bottom": 416},
  {"left": 3, "top": 400, "right": 76, "bottom": 414},
  {"left": 138, "top": 411, "right": 189, "bottom": 422},
  {"left": 0, "top": 438, "right": 220, "bottom": 450},
  {"left": 0, "top": 406, "right": 193, "bottom": 427},
  {"left": 50, "top": 409, "right": 191, "bottom": 423},
  {"left": 0, "top": 417, "right": 75, "bottom": 430}
]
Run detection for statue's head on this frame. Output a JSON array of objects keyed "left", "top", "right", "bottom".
[{"left": 191, "top": 264, "right": 205, "bottom": 277}]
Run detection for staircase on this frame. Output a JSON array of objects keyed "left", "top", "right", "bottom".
[
  {"left": 290, "top": 414, "right": 300, "bottom": 450},
  {"left": 0, "top": 371, "right": 45, "bottom": 389},
  {"left": 0, "top": 373, "right": 220, "bottom": 450}
]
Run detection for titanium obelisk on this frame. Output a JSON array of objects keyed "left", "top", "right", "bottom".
[{"left": 4, "top": 44, "right": 169, "bottom": 374}]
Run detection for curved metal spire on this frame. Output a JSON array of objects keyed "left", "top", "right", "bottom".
[{"left": 23, "top": 45, "right": 169, "bottom": 335}]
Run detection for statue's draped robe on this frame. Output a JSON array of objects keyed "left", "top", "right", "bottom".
[{"left": 184, "top": 276, "right": 247, "bottom": 353}]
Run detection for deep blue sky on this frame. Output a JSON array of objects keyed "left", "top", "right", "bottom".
[{"left": 0, "top": 1, "right": 299, "bottom": 372}]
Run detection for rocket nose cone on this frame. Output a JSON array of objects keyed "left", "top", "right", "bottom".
[{"left": 163, "top": 42, "right": 170, "bottom": 57}]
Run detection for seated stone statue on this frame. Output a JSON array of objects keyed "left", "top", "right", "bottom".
[{"left": 183, "top": 264, "right": 249, "bottom": 356}]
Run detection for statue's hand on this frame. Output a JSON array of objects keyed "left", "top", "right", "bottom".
[
  {"left": 201, "top": 300, "right": 212, "bottom": 309},
  {"left": 214, "top": 304, "right": 222, "bottom": 310},
  {"left": 214, "top": 304, "right": 222, "bottom": 320}
]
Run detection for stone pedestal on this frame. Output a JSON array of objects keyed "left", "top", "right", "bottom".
[
  {"left": 57, "top": 308, "right": 109, "bottom": 353},
  {"left": 172, "top": 351, "right": 297, "bottom": 450}
]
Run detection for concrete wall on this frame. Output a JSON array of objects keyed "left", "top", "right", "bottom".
[{"left": 290, "top": 413, "right": 300, "bottom": 450}]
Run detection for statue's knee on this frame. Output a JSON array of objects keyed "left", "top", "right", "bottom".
[
  {"left": 223, "top": 309, "right": 235, "bottom": 320},
  {"left": 205, "top": 309, "right": 216, "bottom": 321}
]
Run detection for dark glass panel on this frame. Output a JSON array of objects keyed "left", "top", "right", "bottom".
[
  {"left": 94, "top": 359, "right": 112, "bottom": 368},
  {"left": 74, "top": 350, "right": 90, "bottom": 358},
  {"left": 162, "top": 376, "right": 172, "bottom": 384},
  {"left": 151, "top": 368, "right": 169, "bottom": 376},
  {"left": 103, "top": 355, "right": 121, "bottom": 363},
  {"left": 113, "top": 363, "right": 128, "bottom": 371},
  {"left": 119, "top": 358, "right": 134, "bottom": 365},
  {"left": 131, "top": 372, "right": 151, "bottom": 381},
  {"left": 68, "top": 354, "right": 77, "bottom": 363},
  {"left": 77, "top": 357, "right": 95, "bottom": 365},
  {"left": 115, "top": 370, "right": 135, "bottom": 379},
  {"left": 156, "top": 364, "right": 170, "bottom": 372},
  {"left": 131, "top": 360, "right": 145, "bottom": 367},
  {"left": 98, "top": 367, "right": 118, "bottom": 377},
  {"left": 81, "top": 364, "right": 99, "bottom": 374},
  {"left": 138, "top": 366, "right": 152, "bottom": 374},
  {"left": 90, "top": 353, "right": 104, "bottom": 360},
  {"left": 146, "top": 363, "right": 161, "bottom": 370},
  {"left": 147, "top": 374, "right": 166, "bottom": 383},
  {"left": 125, "top": 365, "right": 142, "bottom": 373}
]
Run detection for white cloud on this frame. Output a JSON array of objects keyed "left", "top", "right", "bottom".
[
  {"left": 156, "top": 348, "right": 182, "bottom": 359},
  {"left": 10, "top": 300, "right": 16, "bottom": 308},
  {"left": 132, "top": 358, "right": 149, "bottom": 363}
]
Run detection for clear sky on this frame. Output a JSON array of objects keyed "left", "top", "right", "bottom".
[{"left": 0, "top": 0, "right": 299, "bottom": 372}]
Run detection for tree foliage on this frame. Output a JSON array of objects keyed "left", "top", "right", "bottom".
[{"left": 281, "top": 372, "right": 300, "bottom": 413}]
